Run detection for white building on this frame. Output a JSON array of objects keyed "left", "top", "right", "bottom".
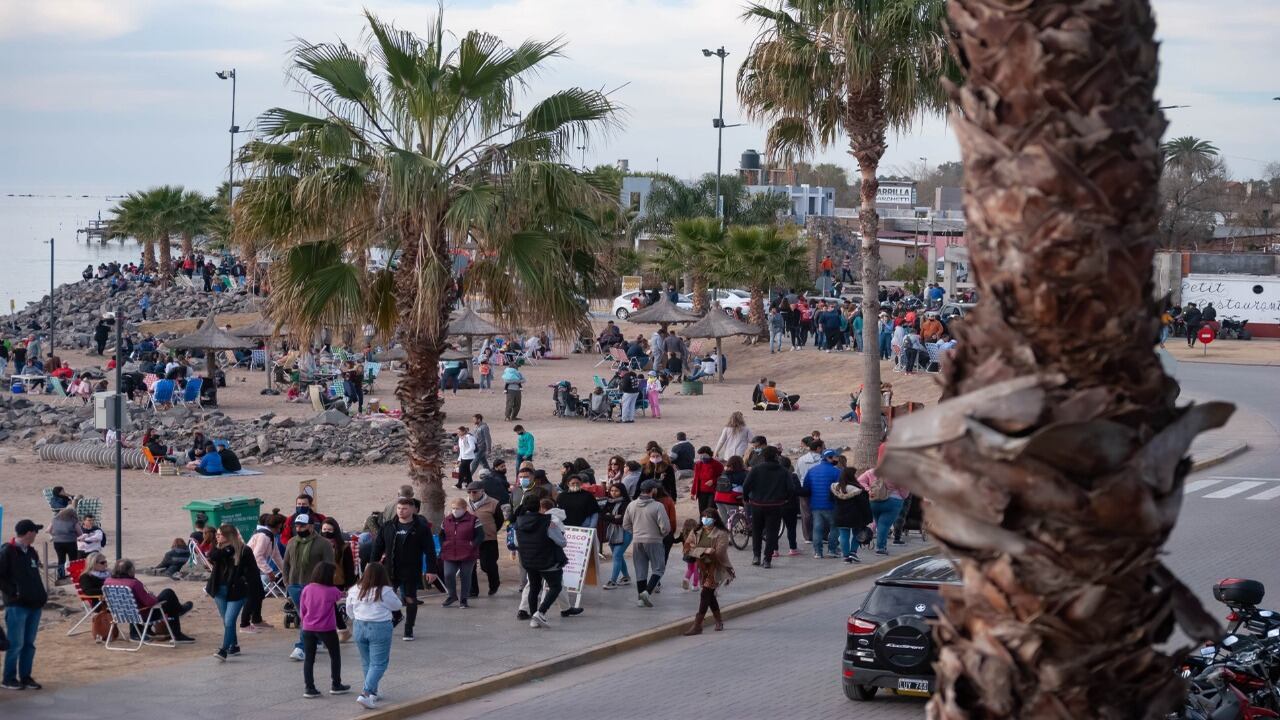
[{"left": 746, "top": 183, "right": 835, "bottom": 223}]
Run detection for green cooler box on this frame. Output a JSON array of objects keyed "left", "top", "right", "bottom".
[{"left": 183, "top": 496, "right": 264, "bottom": 541}]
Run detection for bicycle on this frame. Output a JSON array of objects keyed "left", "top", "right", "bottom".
[{"left": 723, "top": 503, "right": 787, "bottom": 551}]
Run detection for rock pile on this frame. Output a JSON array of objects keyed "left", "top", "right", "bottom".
[{"left": 10, "top": 279, "right": 258, "bottom": 348}]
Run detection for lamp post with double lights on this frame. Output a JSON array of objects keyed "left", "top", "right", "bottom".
[
  {"left": 216, "top": 69, "right": 239, "bottom": 206},
  {"left": 702, "top": 47, "right": 741, "bottom": 224}
]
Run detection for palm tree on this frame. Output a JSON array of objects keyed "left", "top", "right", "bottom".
[
  {"left": 235, "top": 11, "right": 618, "bottom": 521},
  {"left": 739, "top": 0, "right": 953, "bottom": 470},
  {"left": 649, "top": 217, "right": 725, "bottom": 314},
  {"left": 108, "top": 185, "right": 186, "bottom": 285},
  {"left": 881, "top": 1, "right": 1230, "bottom": 716},
  {"left": 635, "top": 175, "right": 715, "bottom": 238},
  {"left": 174, "top": 190, "right": 215, "bottom": 260},
  {"left": 709, "top": 225, "right": 808, "bottom": 329},
  {"left": 1162, "top": 136, "right": 1219, "bottom": 178}
]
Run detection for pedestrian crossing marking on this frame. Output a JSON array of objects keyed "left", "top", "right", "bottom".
[
  {"left": 1203, "top": 481, "right": 1265, "bottom": 499},
  {"left": 1247, "top": 485, "right": 1280, "bottom": 501},
  {"left": 1183, "top": 479, "right": 1224, "bottom": 494}
]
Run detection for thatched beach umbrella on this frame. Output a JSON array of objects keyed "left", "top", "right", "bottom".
[
  {"left": 624, "top": 293, "right": 698, "bottom": 327},
  {"left": 439, "top": 348, "right": 471, "bottom": 362},
  {"left": 448, "top": 306, "right": 502, "bottom": 353},
  {"left": 165, "top": 312, "right": 248, "bottom": 382},
  {"left": 680, "top": 305, "right": 761, "bottom": 381}
]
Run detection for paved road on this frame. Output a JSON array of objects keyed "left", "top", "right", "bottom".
[{"left": 420, "top": 360, "right": 1280, "bottom": 720}]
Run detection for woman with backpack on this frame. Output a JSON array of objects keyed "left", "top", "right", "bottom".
[
  {"left": 832, "top": 466, "right": 872, "bottom": 563},
  {"left": 206, "top": 524, "right": 260, "bottom": 661},
  {"left": 515, "top": 496, "right": 568, "bottom": 628},
  {"left": 857, "top": 445, "right": 903, "bottom": 555}
]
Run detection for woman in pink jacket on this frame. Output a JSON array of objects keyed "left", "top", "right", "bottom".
[{"left": 856, "top": 444, "right": 904, "bottom": 556}]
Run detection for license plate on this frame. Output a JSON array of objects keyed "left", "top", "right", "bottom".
[{"left": 897, "top": 678, "right": 930, "bottom": 695}]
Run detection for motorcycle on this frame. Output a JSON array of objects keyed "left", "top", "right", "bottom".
[{"left": 1219, "top": 316, "right": 1252, "bottom": 341}]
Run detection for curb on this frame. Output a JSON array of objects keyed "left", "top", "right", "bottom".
[
  {"left": 366, "top": 544, "right": 937, "bottom": 719},
  {"left": 1191, "top": 441, "right": 1250, "bottom": 472}
]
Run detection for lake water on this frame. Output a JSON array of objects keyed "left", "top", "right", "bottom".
[{"left": 0, "top": 190, "right": 139, "bottom": 312}]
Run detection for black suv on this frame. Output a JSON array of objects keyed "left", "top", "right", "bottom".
[{"left": 842, "top": 555, "right": 958, "bottom": 701}]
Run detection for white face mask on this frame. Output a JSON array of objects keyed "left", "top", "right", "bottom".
[
  {"left": 451, "top": 509, "right": 465, "bottom": 518},
  {"left": 701, "top": 517, "right": 714, "bottom": 527}
]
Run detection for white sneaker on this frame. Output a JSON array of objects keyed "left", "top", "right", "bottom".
[
  {"left": 290, "top": 647, "right": 305, "bottom": 661},
  {"left": 356, "top": 695, "right": 378, "bottom": 710},
  {"left": 639, "top": 591, "right": 653, "bottom": 607},
  {"left": 532, "top": 612, "right": 549, "bottom": 628},
  {"left": 636, "top": 596, "right": 646, "bottom": 608}
]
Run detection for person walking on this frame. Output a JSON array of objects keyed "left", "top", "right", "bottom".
[
  {"left": 622, "top": 481, "right": 671, "bottom": 608},
  {"left": 299, "top": 562, "right": 350, "bottom": 698},
  {"left": 692, "top": 446, "right": 724, "bottom": 514},
  {"left": 471, "top": 414, "right": 492, "bottom": 474},
  {"left": 0, "top": 520, "right": 49, "bottom": 690},
  {"left": 741, "top": 446, "right": 792, "bottom": 568},
  {"left": 372, "top": 499, "right": 438, "bottom": 641},
  {"left": 501, "top": 366, "right": 525, "bottom": 421},
  {"left": 857, "top": 448, "right": 905, "bottom": 555},
  {"left": 618, "top": 369, "right": 640, "bottom": 424},
  {"left": 346, "top": 562, "right": 402, "bottom": 710},
  {"left": 243, "top": 513, "right": 285, "bottom": 632},
  {"left": 1183, "top": 302, "right": 1203, "bottom": 348},
  {"left": 768, "top": 307, "right": 786, "bottom": 353},
  {"left": 466, "top": 481, "right": 503, "bottom": 597},
  {"left": 205, "top": 524, "right": 259, "bottom": 661},
  {"left": 319, "top": 518, "right": 357, "bottom": 641},
  {"left": 802, "top": 450, "right": 842, "bottom": 559},
  {"left": 514, "top": 425, "right": 535, "bottom": 465},
  {"left": 456, "top": 425, "right": 476, "bottom": 490},
  {"left": 439, "top": 498, "right": 483, "bottom": 609},
  {"left": 282, "top": 514, "right": 335, "bottom": 659},
  {"left": 833, "top": 467, "right": 871, "bottom": 563},
  {"left": 682, "top": 508, "right": 735, "bottom": 635},
  {"left": 711, "top": 411, "right": 752, "bottom": 461},
  {"left": 515, "top": 497, "right": 568, "bottom": 628},
  {"left": 601, "top": 483, "right": 632, "bottom": 589},
  {"left": 794, "top": 438, "right": 823, "bottom": 544}
]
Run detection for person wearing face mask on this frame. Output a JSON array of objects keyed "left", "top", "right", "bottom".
[
  {"left": 481, "top": 458, "right": 511, "bottom": 509},
  {"left": 372, "top": 499, "right": 438, "bottom": 642},
  {"left": 639, "top": 447, "right": 677, "bottom": 500},
  {"left": 283, "top": 514, "right": 335, "bottom": 659},
  {"left": 511, "top": 467, "right": 535, "bottom": 510},
  {"left": 601, "top": 483, "right": 632, "bottom": 589},
  {"left": 692, "top": 447, "right": 724, "bottom": 514},
  {"left": 682, "top": 508, "right": 734, "bottom": 635},
  {"left": 320, "top": 519, "right": 357, "bottom": 642},
  {"left": 555, "top": 477, "right": 599, "bottom": 534},
  {"left": 439, "top": 499, "right": 484, "bottom": 609},
  {"left": 515, "top": 497, "right": 569, "bottom": 628},
  {"left": 746, "top": 435, "right": 769, "bottom": 468},
  {"left": 465, "top": 481, "right": 503, "bottom": 597},
  {"left": 282, "top": 494, "right": 327, "bottom": 544}
]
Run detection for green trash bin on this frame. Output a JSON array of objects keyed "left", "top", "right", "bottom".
[{"left": 183, "top": 496, "right": 264, "bottom": 541}]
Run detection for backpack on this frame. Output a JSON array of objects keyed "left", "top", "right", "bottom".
[
  {"left": 868, "top": 473, "right": 891, "bottom": 502},
  {"left": 715, "top": 474, "right": 734, "bottom": 494}
]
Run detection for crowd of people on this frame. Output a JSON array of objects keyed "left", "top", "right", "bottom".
[{"left": 83, "top": 252, "right": 253, "bottom": 295}]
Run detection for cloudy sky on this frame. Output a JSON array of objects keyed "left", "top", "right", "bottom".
[{"left": 1, "top": 0, "right": 1276, "bottom": 195}]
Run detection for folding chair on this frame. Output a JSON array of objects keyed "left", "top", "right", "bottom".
[
  {"left": 141, "top": 447, "right": 161, "bottom": 475},
  {"left": 328, "top": 379, "right": 347, "bottom": 401},
  {"left": 66, "top": 559, "right": 103, "bottom": 637},
  {"left": 924, "top": 344, "right": 943, "bottom": 374},
  {"left": 102, "top": 584, "right": 176, "bottom": 651},
  {"left": 308, "top": 384, "right": 326, "bottom": 412},
  {"left": 187, "top": 539, "right": 213, "bottom": 571},
  {"left": 149, "top": 379, "right": 176, "bottom": 411},
  {"left": 48, "top": 377, "right": 74, "bottom": 404},
  {"left": 249, "top": 349, "right": 268, "bottom": 371},
  {"left": 142, "top": 373, "right": 159, "bottom": 391},
  {"left": 224, "top": 350, "right": 248, "bottom": 370},
  {"left": 177, "top": 378, "right": 203, "bottom": 409},
  {"left": 349, "top": 536, "right": 363, "bottom": 580},
  {"left": 363, "top": 361, "right": 380, "bottom": 389},
  {"left": 262, "top": 571, "right": 287, "bottom": 598},
  {"left": 76, "top": 497, "right": 102, "bottom": 521}
]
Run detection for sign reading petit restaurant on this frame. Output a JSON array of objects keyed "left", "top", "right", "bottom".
[{"left": 1180, "top": 275, "right": 1280, "bottom": 324}]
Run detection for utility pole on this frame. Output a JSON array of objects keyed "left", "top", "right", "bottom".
[
  {"left": 113, "top": 309, "right": 123, "bottom": 560},
  {"left": 216, "top": 69, "right": 238, "bottom": 206},
  {"left": 48, "top": 237, "right": 55, "bottom": 353},
  {"left": 703, "top": 47, "right": 730, "bottom": 224}
]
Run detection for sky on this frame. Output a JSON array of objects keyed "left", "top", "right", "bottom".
[{"left": 0, "top": 0, "right": 1277, "bottom": 196}]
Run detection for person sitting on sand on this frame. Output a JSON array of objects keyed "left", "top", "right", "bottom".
[
  {"left": 187, "top": 431, "right": 208, "bottom": 462},
  {"left": 187, "top": 442, "right": 225, "bottom": 476},
  {"left": 217, "top": 441, "right": 242, "bottom": 473},
  {"left": 154, "top": 538, "right": 192, "bottom": 578}
]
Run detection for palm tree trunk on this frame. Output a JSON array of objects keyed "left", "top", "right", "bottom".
[
  {"left": 747, "top": 285, "right": 766, "bottom": 333},
  {"left": 142, "top": 238, "right": 156, "bottom": 273},
  {"left": 394, "top": 221, "right": 452, "bottom": 528},
  {"left": 882, "top": 1, "right": 1229, "bottom": 716},
  {"left": 181, "top": 232, "right": 193, "bottom": 259},
  {"left": 692, "top": 274, "right": 708, "bottom": 315},
  {"left": 158, "top": 235, "right": 173, "bottom": 288},
  {"left": 847, "top": 89, "right": 887, "bottom": 472}
]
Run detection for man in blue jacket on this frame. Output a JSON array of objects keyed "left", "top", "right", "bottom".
[{"left": 802, "top": 450, "right": 842, "bottom": 558}]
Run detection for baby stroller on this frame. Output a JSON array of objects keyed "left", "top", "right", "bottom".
[
  {"left": 282, "top": 598, "right": 301, "bottom": 629},
  {"left": 586, "top": 388, "right": 613, "bottom": 422},
  {"left": 551, "top": 381, "right": 582, "bottom": 418}
]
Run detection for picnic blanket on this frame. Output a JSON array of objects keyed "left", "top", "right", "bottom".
[{"left": 182, "top": 469, "right": 264, "bottom": 478}]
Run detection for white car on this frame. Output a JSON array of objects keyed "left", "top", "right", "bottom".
[
  {"left": 612, "top": 291, "right": 694, "bottom": 319},
  {"left": 707, "top": 288, "right": 753, "bottom": 313}
]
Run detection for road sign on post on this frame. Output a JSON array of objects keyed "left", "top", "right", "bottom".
[{"left": 1198, "top": 325, "right": 1215, "bottom": 356}]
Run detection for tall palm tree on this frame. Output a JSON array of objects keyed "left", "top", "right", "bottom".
[
  {"left": 739, "top": 0, "right": 953, "bottom": 469},
  {"left": 235, "top": 11, "right": 618, "bottom": 520},
  {"left": 1162, "top": 135, "right": 1219, "bottom": 178},
  {"left": 881, "top": 1, "right": 1230, "bottom": 716},
  {"left": 174, "top": 190, "right": 215, "bottom": 260},
  {"left": 709, "top": 225, "right": 808, "bottom": 328},
  {"left": 108, "top": 185, "right": 186, "bottom": 285},
  {"left": 634, "top": 174, "right": 715, "bottom": 239},
  {"left": 649, "top": 217, "right": 725, "bottom": 313}
]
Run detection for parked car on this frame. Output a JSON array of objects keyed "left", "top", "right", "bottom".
[
  {"left": 707, "top": 288, "right": 752, "bottom": 313},
  {"left": 938, "top": 302, "right": 975, "bottom": 327},
  {"left": 611, "top": 291, "right": 693, "bottom": 320},
  {"left": 843, "top": 556, "right": 959, "bottom": 702}
]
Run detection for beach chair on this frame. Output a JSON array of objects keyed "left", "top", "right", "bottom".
[
  {"left": 102, "top": 584, "right": 176, "bottom": 651},
  {"left": 149, "top": 379, "right": 176, "bottom": 411},
  {"left": 249, "top": 349, "right": 268, "bottom": 371},
  {"left": 308, "top": 384, "right": 326, "bottom": 412},
  {"left": 75, "top": 497, "right": 101, "bottom": 521},
  {"left": 141, "top": 447, "right": 161, "bottom": 474},
  {"left": 349, "top": 536, "right": 362, "bottom": 580},
  {"left": 328, "top": 379, "right": 347, "bottom": 401},
  {"left": 262, "top": 570, "right": 287, "bottom": 599},
  {"left": 142, "top": 373, "right": 159, "bottom": 391},
  {"left": 186, "top": 539, "right": 213, "bottom": 571},
  {"left": 48, "top": 377, "right": 74, "bottom": 404},
  {"left": 223, "top": 350, "right": 248, "bottom": 370},
  {"left": 363, "top": 361, "right": 380, "bottom": 389},
  {"left": 66, "top": 559, "right": 103, "bottom": 637},
  {"left": 42, "top": 488, "right": 57, "bottom": 512},
  {"left": 177, "top": 378, "right": 203, "bottom": 409},
  {"left": 924, "top": 344, "right": 943, "bottom": 374}
]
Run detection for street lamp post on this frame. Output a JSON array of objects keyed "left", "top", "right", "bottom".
[
  {"left": 216, "top": 69, "right": 238, "bottom": 206},
  {"left": 703, "top": 47, "right": 730, "bottom": 223},
  {"left": 47, "top": 237, "right": 54, "bottom": 353}
]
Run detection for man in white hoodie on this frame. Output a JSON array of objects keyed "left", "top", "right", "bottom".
[
  {"left": 793, "top": 438, "right": 824, "bottom": 544},
  {"left": 622, "top": 481, "right": 672, "bottom": 608}
]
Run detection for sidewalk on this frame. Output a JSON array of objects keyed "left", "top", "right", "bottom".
[
  {"left": 0, "top": 536, "right": 934, "bottom": 720},
  {"left": 1184, "top": 393, "right": 1275, "bottom": 471}
]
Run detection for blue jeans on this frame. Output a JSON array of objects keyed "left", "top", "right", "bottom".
[
  {"left": 610, "top": 530, "right": 633, "bottom": 582},
  {"left": 354, "top": 619, "right": 394, "bottom": 696},
  {"left": 688, "top": 368, "right": 710, "bottom": 381},
  {"left": 769, "top": 330, "right": 785, "bottom": 352},
  {"left": 213, "top": 587, "right": 245, "bottom": 651},
  {"left": 879, "top": 331, "right": 892, "bottom": 360},
  {"left": 838, "top": 527, "right": 860, "bottom": 558},
  {"left": 811, "top": 510, "right": 838, "bottom": 556},
  {"left": 4, "top": 606, "right": 41, "bottom": 683},
  {"left": 288, "top": 583, "right": 305, "bottom": 650},
  {"left": 870, "top": 497, "right": 905, "bottom": 551}
]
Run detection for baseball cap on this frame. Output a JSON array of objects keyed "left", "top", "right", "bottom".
[
  {"left": 466, "top": 481, "right": 486, "bottom": 492},
  {"left": 294, "top": 514, "right": 312, "bottom": 525},
  {"left": 821, "top": 449, "right": 839, "bottom": 460},
  {"left": 640, "top": 480, "right": 661, "bottom": 492},
  {"left": 15, "top": 519, "right": 43, "bottom": 535}
]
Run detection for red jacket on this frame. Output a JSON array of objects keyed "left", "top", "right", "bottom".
[
  {"left": 281, "top": 511, "right": 327, "bottom": 544},
  {"left": 693, "top": 458, "right": 725, "bottom": 496}
]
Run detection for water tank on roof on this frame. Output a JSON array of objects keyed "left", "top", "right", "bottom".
[{"left": 740, "top": 149, "right": 761, "bottom": 170}]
